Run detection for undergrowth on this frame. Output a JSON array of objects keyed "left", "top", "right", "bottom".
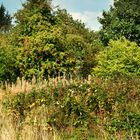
[{"left": 0, "top": 76, "right": 140, "bottom": 140}]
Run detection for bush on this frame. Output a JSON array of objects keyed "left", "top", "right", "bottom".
[
  {"left": 0, "top": 33, "right": 18, "bottom": 82},
  {"left": 1, "top": 76, "right": 140, "bottom": 139},
  {"left": 92, "top": 37, "right": 140, "bottom": 78}
]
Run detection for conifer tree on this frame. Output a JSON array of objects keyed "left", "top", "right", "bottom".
[{"left": 0, "top": 4, "right": 11, "bottom": 32}]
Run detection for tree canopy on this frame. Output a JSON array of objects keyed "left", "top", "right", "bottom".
[
  {"left": 99, "top": 0, "right": 140, "bottom": 46},
  {"left": 11, "top": 0, "right": 100, "bottom": 79}
]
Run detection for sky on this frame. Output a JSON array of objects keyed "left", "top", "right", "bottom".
[{"left": 0, "top": 0, "right": 113, "bottom": 31}]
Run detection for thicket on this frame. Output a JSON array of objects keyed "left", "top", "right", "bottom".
[
  {"left": 1, "top": 76, "right": 140, "bottom": 139},
  {"left": 93, "top": 37, "right": 140, "bottom": 79},
  {"left": 0, "top": 33, "right": 18, "bottom": 82},
  {"left": 0, "top": 0, "right": 140, "bottom": 139},
  {"left": 8, "top": 0, "right": 101, "bottom": 80}
]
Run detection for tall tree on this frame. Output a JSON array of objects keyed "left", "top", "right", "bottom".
[
  {"left": 0, "top": 4, "right": 12, "bottom": 32},
  {"left": 55, "top": 9, "right": 102, "bottom": 77},
  {"left": 99, "top": 0, "right": 140, "bottom": 46},
  {"left": 13, "top": 0, "right": 66, "bottom": 78},
  {"left": 12, "top": 0, "right": 102, "bottom": 79}
]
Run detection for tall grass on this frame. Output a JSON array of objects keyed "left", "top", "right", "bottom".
[{"left": 0, "top": 76, "right": 139, "bottom": 140}]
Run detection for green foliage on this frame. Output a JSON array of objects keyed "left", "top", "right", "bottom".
[
  {"left": 55, "top": 9, "right": 102, "bottom": 77},
  {"left": 0, "top": 33, "right": 18, "bottom": 81},
  {"left": 81, "top": 37, "right": 103, "bottom": 77},
  {"left": 63, "top": 34, "right": 86, "bottom": 74},
  {"left": 0, "top": 1, "right": 140, "bottom": 139},
  {"left": 109, "top": 111, "right": 140, "bottom": 135},
  {"left": 12, "top": 1, "right": 101, "bottom": 79},
  {"left": 99, "top": 0, "right": 140, "bottom": 45},
  {"left": 16, "top": 27, "right": 67, "bottom": 78},
  {"left": 55, "top": 9, "right": 96, "bottom": 43},
  {"left": 2, "top": 76, "right": 140, "bottom": 139},
  {"left": 93, "top": 37, "right": 140, "bottom": 78},
  {"left": 0, "top": 4, "right": 12, "bottom": 32},
  {"left": 13, "top": 0, "right": 65, "bottom": 78}
]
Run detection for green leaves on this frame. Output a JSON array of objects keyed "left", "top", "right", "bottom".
[
  {"left": 0, "top": 34, "right": 18, "bottom": 81},
  {"left": 99, "top": 0, "right": 140, "bottom": 46},
  {"left": 92, "top": 37, "right": 140, "bottom": 78},
  {"left": 13, "top": 0, "right": 63, "bottom": 78},
  {"left": 12, "top": 0, "right": 100, "bottom": 79}
]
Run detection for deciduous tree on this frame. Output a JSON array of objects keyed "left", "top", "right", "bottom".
[{"left": 99, "top": 0, "right": 140, "bottom": 46}]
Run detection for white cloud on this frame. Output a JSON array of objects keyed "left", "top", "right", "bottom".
[
  {"left": 70, "top": 11, "right": 102, "bottom": 31},
  {"left": 52, "top": 0, "right": 114, "bottom": 31},
  {"left": 109, "top": 0, "right": 114, "bottom": 6}
]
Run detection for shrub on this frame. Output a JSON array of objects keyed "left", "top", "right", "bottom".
[
  {"left": 1, "top": 76, "right": 140, "bottom": 139},
  {"left": 0, "top": 33, "right": 18, "bottom": 82},
  {"left": 92, "top": 37, "right": 140, "bottom": 78}
]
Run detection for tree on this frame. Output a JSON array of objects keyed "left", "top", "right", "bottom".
[
  {"left": 55, "top": 9, "right": 102, "bottom": 77},
  {"left": 0, "top": 4, "right": 12, "bottom": 32},
  {"left": 12, "top": 0, "right": 102, "bottom": 79},
  {"left": 92, "top": 37, "right": 140, "bottom": 78},
  {"left": 55, "top": 9, "right": 97, "bottom": 44},
  {"left": 13, "top": 0, "right": 67, "bottom": 78},
  {"left": 99, "top": 0, "right": 140, "bottom": 46}
]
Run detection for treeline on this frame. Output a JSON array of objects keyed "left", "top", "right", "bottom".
[
  {"left": 0, "top": 0, "right": 102, "bottom": 82},
  {"left": 0, "top": 0, "right": 140, "bottom": 82}
]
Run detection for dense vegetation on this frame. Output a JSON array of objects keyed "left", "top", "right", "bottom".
[
  {"left": 0, "top": 0, "right": 140, "bottom": 139},
  {"left": 99, "top": 0, "right": 140, "bottom": 45},
  {"left": 93, "top": 37, "right": 140, "bottom": 78}
]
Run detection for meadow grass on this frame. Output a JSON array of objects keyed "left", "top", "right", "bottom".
[{"left": 0, "top": 76, "right": 139, "bottom": 140}]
